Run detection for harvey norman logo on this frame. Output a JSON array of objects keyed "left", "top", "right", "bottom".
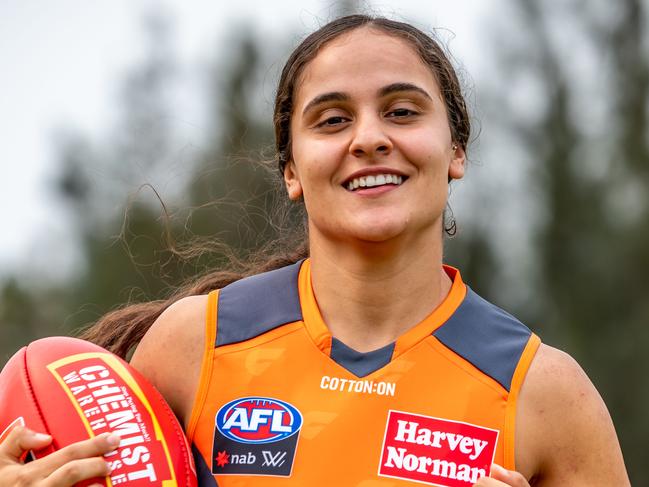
[{"left": 378, "top": 410, "right": 499, "bottom": 486}]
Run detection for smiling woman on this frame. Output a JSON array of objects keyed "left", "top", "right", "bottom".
[
  {"left": 0, "top": 14, "right": 630, "bottom": 487},
  {"left": 284, "top": 27, "right": 464, "bottom": 252}
]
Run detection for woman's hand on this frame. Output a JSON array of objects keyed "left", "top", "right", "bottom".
[
  {"left": 0, "top": 425, "right": 119, "bottom": 486},
  {"left": 473, "top": 464, "right": 530, "bottom": 486}
]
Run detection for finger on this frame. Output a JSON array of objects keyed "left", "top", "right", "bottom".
[
  {"left": 0, "top": 426, "right": 52, "bottom": 462},
  {"left": 27, "top": 433, "right": 119, "bottom": 477},
  {"left": 474, "top": 479, "right": 508, "bottom": 486},
  {"left": 42, "top": 456, "right": 111, "bottom": 487},
  {"left": 484, "top": 464, "right": 530, "bottom": 486}
]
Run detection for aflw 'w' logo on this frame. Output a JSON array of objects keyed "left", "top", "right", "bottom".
[{"left": 262, "top": 451, "right": 287, "bottom": 467}]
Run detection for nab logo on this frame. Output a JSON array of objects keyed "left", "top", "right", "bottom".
[{"left": 216, "top": 397, "right": 302, "bottom": 445}]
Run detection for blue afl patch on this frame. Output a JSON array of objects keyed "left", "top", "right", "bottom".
[
  {"left": 216, "top": 397, "right": 302, "bottom": 444},
  {"left": 212, "top": 397, "right": 302, "bottom": 476}
]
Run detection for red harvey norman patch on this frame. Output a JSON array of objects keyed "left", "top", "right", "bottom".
[{"left": 378, "top": 410, "right": 499, "bottom": 486}]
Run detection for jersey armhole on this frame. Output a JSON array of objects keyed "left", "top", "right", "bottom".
[
  {"left": 503, "top": 332, "right": 541, "bottom": 471},
  {"left": 186, "top": 289, "right": 218, "bottom": 442}
]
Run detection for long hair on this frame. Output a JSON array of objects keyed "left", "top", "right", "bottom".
[{"left": 79, "top": 14, "right": 470, "bottom": 359}]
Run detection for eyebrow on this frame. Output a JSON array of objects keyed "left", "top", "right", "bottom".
[
  {"left": 379, "top": 82, "right": 432, "bottom": 100},
  {"left": 301, "top": 82, "right": 432, "bottom": 117},
  {"left": 302, "top": 92, "right": 349, "bottom": 116}
]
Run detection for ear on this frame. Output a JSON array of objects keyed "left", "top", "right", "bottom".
[
  {"left": 448, "top": 144, "right": 466, "bottom": 181},
  {"left": 283, "top": 160, "right": 303, "bottom": 200}
]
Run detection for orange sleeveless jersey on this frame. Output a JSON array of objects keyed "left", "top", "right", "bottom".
[{"left": 186, "top": 259, "right": 540, "bottom": 486}]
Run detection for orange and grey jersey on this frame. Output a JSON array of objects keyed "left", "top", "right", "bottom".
[{"left": 186, "top": 259, "right": 540, "bottom": 487}]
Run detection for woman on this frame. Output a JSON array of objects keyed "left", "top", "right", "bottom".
[{"left": 0, "top": 15, "right": 629, "bottom": 486}]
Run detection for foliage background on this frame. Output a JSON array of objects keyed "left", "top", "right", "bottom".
[{"left": 1, "top": 1, "right": 647, "bottom": 483}]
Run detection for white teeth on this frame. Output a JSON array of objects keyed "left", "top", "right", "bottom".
[{"left": 345, "top": 173, "right": 405, "bottom": 191}]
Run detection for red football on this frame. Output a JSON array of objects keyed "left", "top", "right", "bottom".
[{"left": 0, "top": 336, "right": 197, "bottom": 486}]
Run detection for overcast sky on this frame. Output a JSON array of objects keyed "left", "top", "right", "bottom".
[{"left": 0, "top": 0, "right": 494, "bottom": 279}]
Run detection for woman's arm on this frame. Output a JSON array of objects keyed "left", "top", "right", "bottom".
[
  {"left": 477, "top": 343, "right": 630, "bottom": 486},
  {"left": 129, "top": 295, "right": 208, "bottom": 428}
]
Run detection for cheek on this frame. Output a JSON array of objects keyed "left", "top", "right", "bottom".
[
  {"left": 300, "top": 166, "right": 334, "bottom": 206},
  {"left": 292, "top": 143, "right": 346, "bottom": 190},
  {"left": 404, "top": 116, "right": 453, "bottom": 156},
  {"left": 402, "top": 133, "right": 448, "bottom": 173}
]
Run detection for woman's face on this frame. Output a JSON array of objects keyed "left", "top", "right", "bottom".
[{"left": 285, "top": 28, "right": 465, "bottom": 247}]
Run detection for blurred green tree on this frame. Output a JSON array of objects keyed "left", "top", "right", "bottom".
[
  {"left": 488, "top": 0, "right": 648, "bottom": 482},
  {"left": 0, "top": 13, "right": 285, "bottom": 357}
]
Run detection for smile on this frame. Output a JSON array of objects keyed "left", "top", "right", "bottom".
[{"left": 345, "top": 173, "right": 405, "bottom": 191}]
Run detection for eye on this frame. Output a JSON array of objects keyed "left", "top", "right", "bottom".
[
  {"left": 386, "top": 107, "right": 418, "bottom": 118},
  {"left": 316, "top": 115, "right": 350, "bottom": 128}
]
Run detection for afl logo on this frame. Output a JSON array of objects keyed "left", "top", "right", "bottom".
[{"left": 216, "top": 397, "right": 302, "bottom": 444}]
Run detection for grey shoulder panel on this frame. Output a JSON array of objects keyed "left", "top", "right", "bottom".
[
  {"left": 433, "top": 287, "right": 532, "bottom": 392},
  {"left": 215, "top": 260, "right": 304, "bottom": 347}
]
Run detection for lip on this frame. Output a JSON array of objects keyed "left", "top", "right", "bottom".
[
  {"left": 352, "top": 184, "right": 401, "bottom": 196},
  {"left": 341, "top": 166, "right": 408, "bottom": 186}
]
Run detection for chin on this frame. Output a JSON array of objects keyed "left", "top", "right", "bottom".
[
  {"left": 348, "top": 221, "right": 410, "bottom": 244},
  {"left": 354, "top": 215, "right": 445, "bottom": 247}
]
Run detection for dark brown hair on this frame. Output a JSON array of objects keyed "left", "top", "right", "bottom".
[{"left": 80, "top": 14, "right": 471, "bottom": 358}]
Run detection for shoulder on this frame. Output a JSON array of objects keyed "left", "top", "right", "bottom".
[
  {"left": 435, "top": 286, "right": 534, "bottom": 392},
  {"left": 216, "top": 262, "right": 303, "bottom": 346},
  {"left": 516, "top": 343, "right": 629, "bottom": 485},
  {"left": 129, "top": 295, "right": 209, "bottom": 426}
]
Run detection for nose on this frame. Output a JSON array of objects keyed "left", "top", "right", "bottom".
[{"left": 348, "top": 115, "right": 393, "bottom": 158}]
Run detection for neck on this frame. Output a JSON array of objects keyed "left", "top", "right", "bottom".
[{"left": 308, "top": 228, "right": 452, "bottom": 353}]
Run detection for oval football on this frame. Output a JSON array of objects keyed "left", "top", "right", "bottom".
[{"left": 0, "top": 336, "right": 197, "bottom": 487}]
